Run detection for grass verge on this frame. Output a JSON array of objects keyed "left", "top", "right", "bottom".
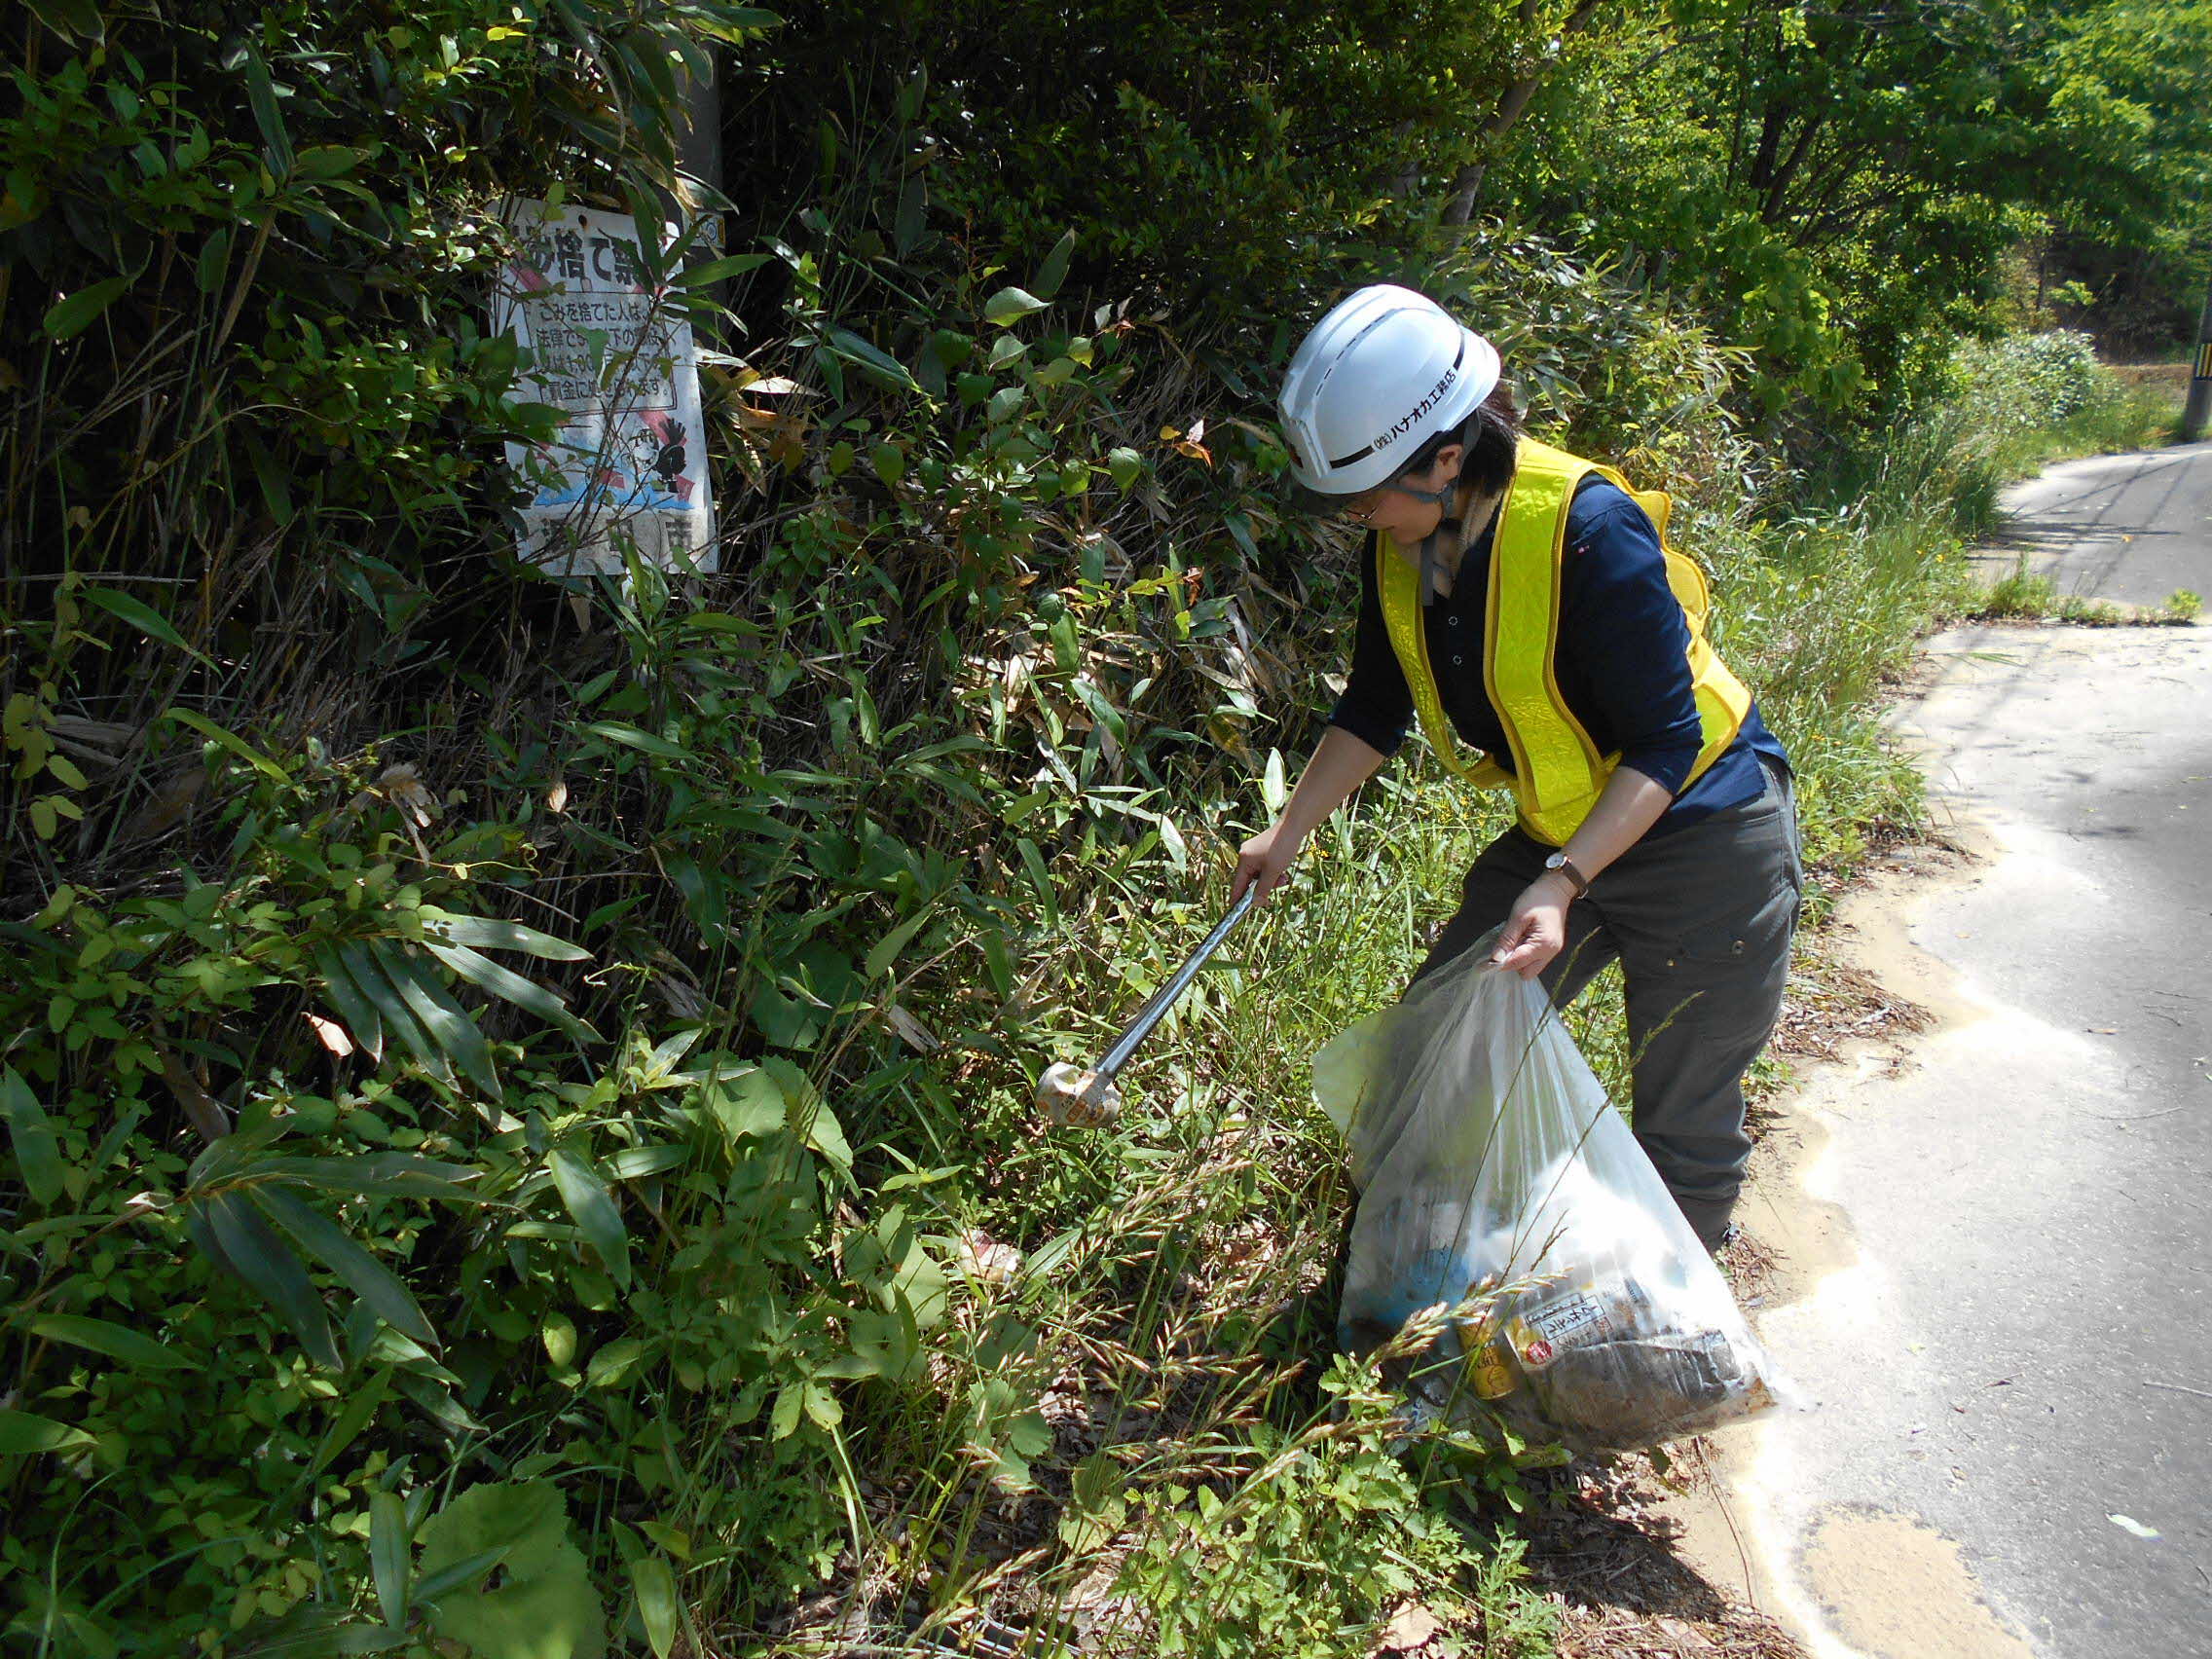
[{"left": 1967, "top": 557, "right": 2201, "bottom": 626}]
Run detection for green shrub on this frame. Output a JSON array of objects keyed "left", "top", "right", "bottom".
[{"left": 1951, "top": 330, "right": 2108, "bottom": 437}]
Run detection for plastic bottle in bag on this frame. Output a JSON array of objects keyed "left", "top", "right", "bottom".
[{"left": 1312, "top": 931, "right": 1797, "bottom": 1454}]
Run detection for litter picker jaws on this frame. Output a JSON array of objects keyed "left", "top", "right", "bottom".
[{"left": 1035, "top": 887, "right": 1257, "bottom": 1127}]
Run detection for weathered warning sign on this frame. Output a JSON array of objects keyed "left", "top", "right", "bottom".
[{"left": 492, "top": 200, "right": 717, "bottom": 576}]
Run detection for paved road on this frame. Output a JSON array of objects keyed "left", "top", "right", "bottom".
[
  {"left": 1973, "top": 439, "right": 2212, "bottom": 610},
  {"left": 1716, "top": 450, "right": 2212, "bottom": 1658}
]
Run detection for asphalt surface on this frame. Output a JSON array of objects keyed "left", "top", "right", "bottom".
[
  {"left": 1723, "top": 451, "right": 2212, "bottom": 1658},
  {"left": 1973, "top": 439, "right": 2212, "bottom": 610}
]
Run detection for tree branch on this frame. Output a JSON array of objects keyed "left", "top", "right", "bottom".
[
  {"left": 1443, "top": 0, "right": 1614, "bottom": 225},
  {"left": 1761, "top": 112, "right": 1827, "bottom": 224}
]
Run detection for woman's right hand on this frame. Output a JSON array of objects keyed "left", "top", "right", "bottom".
[{"left": 1232, "top": 821, "right": 1305, "bottom": 905}]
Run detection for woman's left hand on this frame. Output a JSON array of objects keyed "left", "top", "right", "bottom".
[{"left": 1490, "top": 873, "right": 1573, "bottom": 979}]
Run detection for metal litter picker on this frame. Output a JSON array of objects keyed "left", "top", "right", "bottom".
[{"left": 1034, "top": 888, "right": 1257, "bottom": 1127}]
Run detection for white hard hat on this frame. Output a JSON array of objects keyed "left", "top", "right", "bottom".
[{"left": 1278, "top": 284, "right": 1501, "bottom": 498}]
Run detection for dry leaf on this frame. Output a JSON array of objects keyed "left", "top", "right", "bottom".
[
  {"left": 1374, "top": 1604, "right": 1444, "bottom": 1654},
  {"left": 159, "top": 1051, "right": 231, "bottom": 1141},
  {"left": 882, "top": 1002, "right": 941, "bottom": 1054},
  {"left": 378, "top": 763, "right": 440, "bottom": 828},
  {"left": 651, "top": 968, "right": 707, "bottom": 1021},
  {"left": 121, "top": 766, "right": 205, "bottom": 842},
  {"left": 955, "top": 1229, "right": 1024, "bottom": 1285},
  {"left": 994, "top": 961, "right": 1052, "bottom": 1023},
  {"left": 304, "top": 1013, "right": 355, "bottom": 1057},
  {"left": 48, "top": 715, "right": 142, "bottom": 751},
  {"left": 546, "top": 780, "right": 570, "bottom": 814}
]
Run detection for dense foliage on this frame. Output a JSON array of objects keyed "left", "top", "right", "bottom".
[
  {"left": 1492, "top": 0, "right": 2212, "bottom": 414},
  {"left": 0, "top": 1, "right": 2195, "bottom": 1656}
]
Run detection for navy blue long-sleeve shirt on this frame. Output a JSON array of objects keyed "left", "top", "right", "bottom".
[{"left": 1328, "top": 474, "right": 1788, "bottom": 835}]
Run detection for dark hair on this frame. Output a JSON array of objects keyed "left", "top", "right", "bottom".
[{"left": 1402, "top": 379, "right": 1521, "bottom": 498}]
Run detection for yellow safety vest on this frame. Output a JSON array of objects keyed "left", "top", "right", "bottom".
[{"left": 1377, "top": 436, "right": 1752, "bottom": 847}]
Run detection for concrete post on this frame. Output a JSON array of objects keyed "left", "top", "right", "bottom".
[
  {"left": 2186, "top": 263, "right": 2212, "bottom": 442},
  {"left": 676, "top": 47, "right": 722, "bottom": 211},
  {"left": 673, "top": 45, "right": 724, "bottom": 360}
]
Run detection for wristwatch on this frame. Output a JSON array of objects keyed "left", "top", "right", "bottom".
[{"left": 1542, "top": 850, "right": 1592, "bottom": 901}]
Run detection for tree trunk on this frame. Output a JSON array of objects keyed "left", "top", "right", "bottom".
[{"left": 1443, "top": 0, "right": 1613, "bottom": 226}]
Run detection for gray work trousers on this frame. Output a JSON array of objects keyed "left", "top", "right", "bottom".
[{"left": 1413, "top": 759, "right": 1802, "bottom": 1247}]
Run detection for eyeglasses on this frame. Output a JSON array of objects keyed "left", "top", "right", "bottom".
[{"left": 1340, "top": 487, "right": 1388, "bottom": 524}]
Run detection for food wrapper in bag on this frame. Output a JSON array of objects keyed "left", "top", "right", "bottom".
[{"left": 1313, "top": 932, "right": 1797, "bottom": 1453}]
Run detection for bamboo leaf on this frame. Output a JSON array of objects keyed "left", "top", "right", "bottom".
[
  {"left": 245, "top": 437, "right": 296, "bottom": 525},
  {"left": 423, "top": 940, "right": 597, "bottom": 1044},
  {"left": 253, "top": 1153, "right": 478, "bottom": 1199},
  {"left": 547, "top": 1149, "right": 631, "bottom": 1290},
  {"left": 23, "top": 1312, "right": 198, "bottom": 1373},
  {"left": 417, "top": 909, "right": 589, "bottom": 961},
  {"left": 20, "top": 0, "right": 102, "bottom": 45},
  {"left": 675, "top": 252, "right": 774, "bottom": 287},
  {"left": 372, "top": 940, "right": 500, "bottom": 1100},
  {"left": 582, "top": 719, "right": 688, "bottom": 759},
  {"left": 822, "top": 326, "right": 920, "bottom": 393},
  {"left": 894, "top": 169, "right": 929, "bottom": 258},
  {"left": 605, "top": 1145, "right": 689, "bottom": 1180},
  {"left": 81, "top": 586, "right": 216, "bottom": 669},
  {"left": 310, "top": 1366, "right": 392, "bottom": 1474},
  {"left": 240, "top": 44, "right": 295, "bottom": 173},
  {"left": 1014, "top": 837, "right": 1057, "bottom": 929},
  {"left": 164, "top": 708, "right": 289, "bottom": 782},
  {"left": 370, "top": 1491, "right": 410, "bottom": 1627},
  {"left": 684, "top": 8, "right": 782, "bottom": 44},
  {"left": 864, "top": 903, "right": 937, "bottom": 980},
  {"left": 201, "top": 1190, "right": 342, "bottom": 1370},
  {"left": 313, "top": 944, "right": 386, "bottom": 1064},
  {"left": 251, "top": 1185, "right": 438, "bottom": 1348},
  {"left": 340, "top": 940, "right": 451, "bottom": 1086},
  {"left": 0, "top": 1410, "right": 93, "bottom": 1456},
  {"left": 1, "top": 1065, "right": 66, "bottom": 1206}
]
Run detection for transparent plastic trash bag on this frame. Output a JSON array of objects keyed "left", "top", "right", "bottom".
[{"left": 1313, "top": 931, "right": 1795, "bottom": 1453}]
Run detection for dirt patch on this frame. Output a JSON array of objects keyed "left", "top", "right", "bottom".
[
  {"left": 2108, "top": 361, "right": 2192, "bottom": 389},
  {"left": 1528, "top": 1456, "right": 1809, "bottom": 1659},
  {"left": 1798, "top": 1507, "right": 2038, "bottom": 1659},
  {"left": 1770, "top": 952, "right": 1934, "bottom": 1068}
]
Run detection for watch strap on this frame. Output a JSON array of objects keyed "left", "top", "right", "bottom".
[{"left": 1546, "top": 853, "right": 1592, "bottom": 900}]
